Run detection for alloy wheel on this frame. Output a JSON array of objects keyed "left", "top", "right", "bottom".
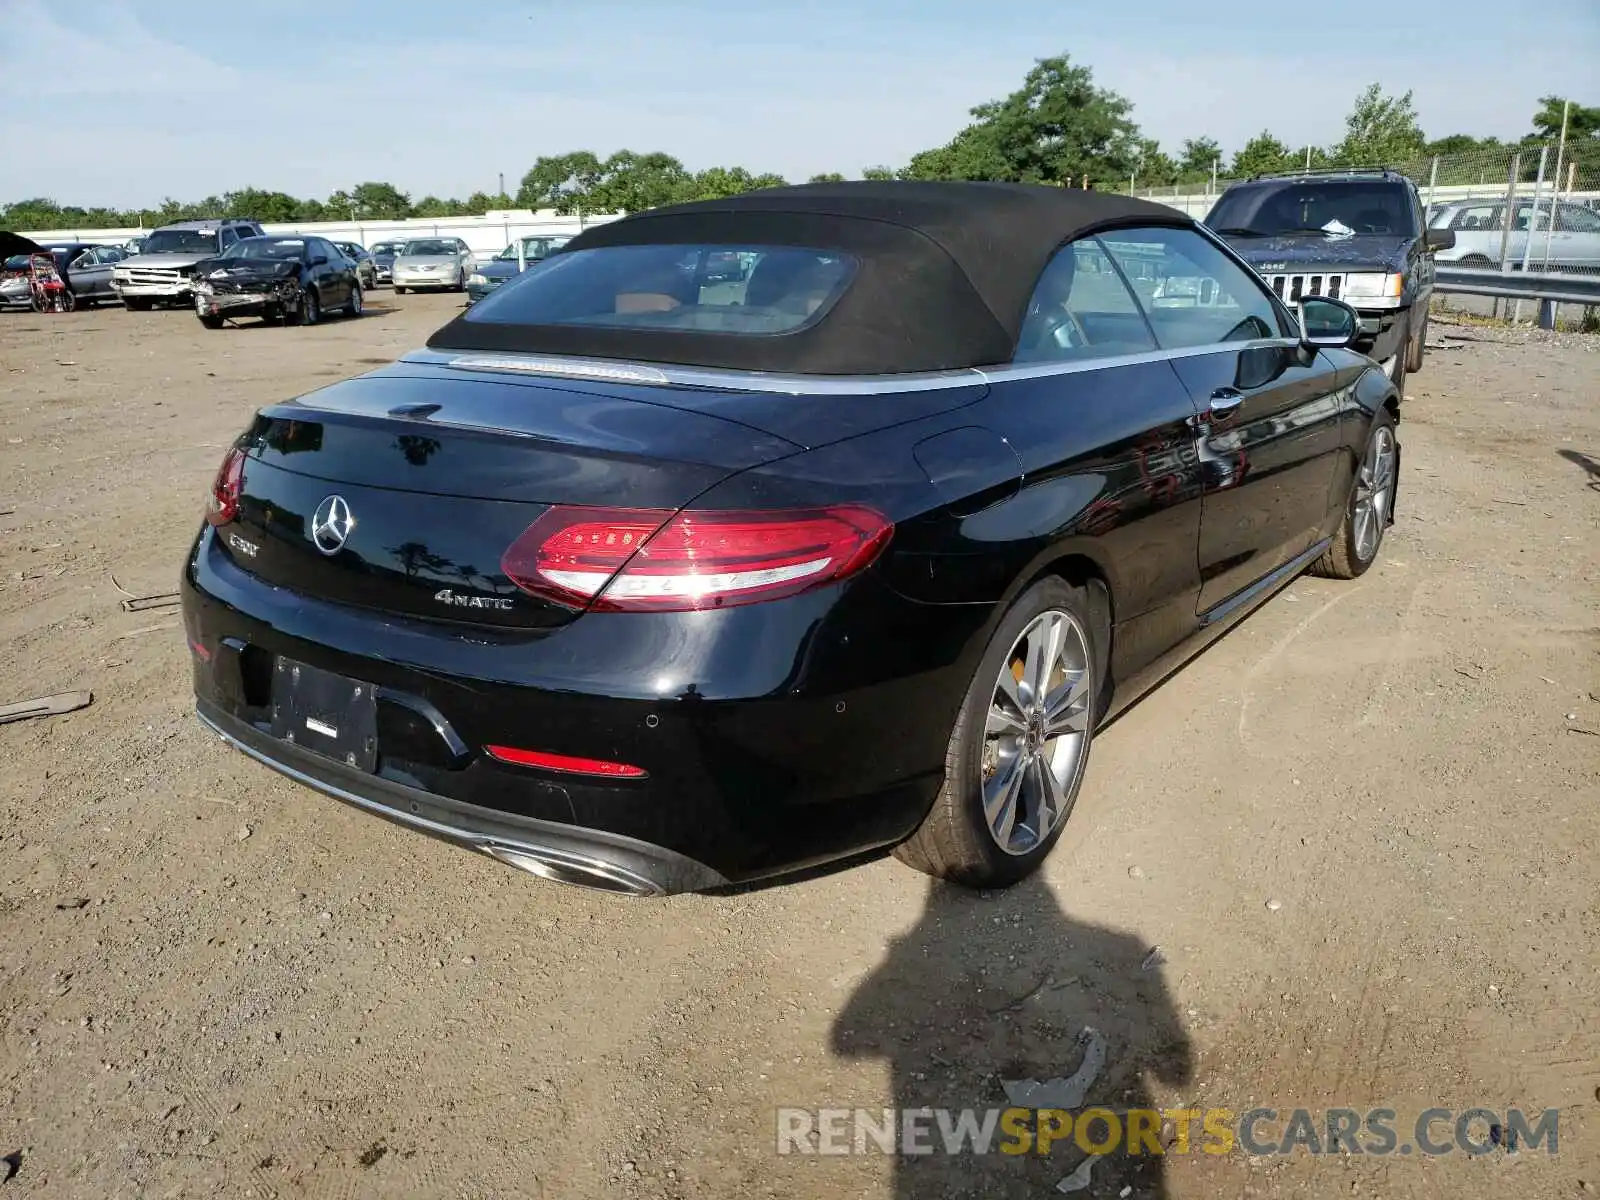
[
  {"left": 1352, "top": 424, "right": 1396, "bottom": 563},
  {"left": 980, "top": 609, "right": 1093, "bottom": 855}
]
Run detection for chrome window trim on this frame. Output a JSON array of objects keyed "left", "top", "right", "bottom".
[{"left": 418, "top": 336, "right": 1304, "bottom": 397}]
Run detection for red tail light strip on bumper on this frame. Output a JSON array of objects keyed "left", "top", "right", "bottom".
[{"left": 484, "top": 744, "right": 647, "bottom": 778}]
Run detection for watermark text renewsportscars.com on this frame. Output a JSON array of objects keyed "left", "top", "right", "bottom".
[{"left": 776, "top": 1105, "right": 1560, "bottom": 1159}]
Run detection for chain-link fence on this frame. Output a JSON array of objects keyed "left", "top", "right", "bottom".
[{"left": 1126, "top": 140, "right": 1600, "bottom": 282}]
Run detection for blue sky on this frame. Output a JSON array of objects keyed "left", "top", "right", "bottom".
[{"left": 3, "top": 0, "right": 1596, "bottom": 208}]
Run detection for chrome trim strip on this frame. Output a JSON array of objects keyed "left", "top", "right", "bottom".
[
  {"left": 418, "top": 336, "right": 1302, "bottom": 397},
  {"left": 1199, "top": 538, "right": 1332, "bottom": 628},
  {"left": 976, "top": 338, "right": 1302, "bottom": 384},
  {"left": 197, "top": 710, "right": 666, "bottom": 897}
]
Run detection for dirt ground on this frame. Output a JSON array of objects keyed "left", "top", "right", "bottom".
[{"left": 1, "top": 293, "right": 1596, "bottom": 1200}]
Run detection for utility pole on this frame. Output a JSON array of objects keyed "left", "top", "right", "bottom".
[{"left": 498, "top": 172, "right": 505, "bottom": 198}]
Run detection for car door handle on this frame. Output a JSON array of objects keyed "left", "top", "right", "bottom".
[{"left": 1208, "top": 387, "right": 1245, "bottom": 417}]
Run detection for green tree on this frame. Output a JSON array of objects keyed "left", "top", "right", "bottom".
[
  {"left": 808, "top": 172, "right": 845, "bottom": 183},
  {"left": 1230, "top": 131, "right": 1294, "bottom": 179},
  {"left": 861, "top": 165, "right": 896, "bottom": 181},
  {"left": 1132, "top": 137, "right": 1178, "bottom": 188},
  {"left": 1332, "top": 83, "right": 1426, "bottom": 166},
  {"left": 1177, "top": 136, "right": 1222, "bottom": 181},
  {"left": 585, "top": 151, "right": 692, "bottom": 214},
  {"left": 901, "top": 54, "right": 1140, "bottom": 186},
  {"left": 351, "top": 181, "right": 413, "bottom": 219},
  {"left": 221, "top": 188, "right": 304, "bottom": 223},
  {"left": 412, "top": 195, "right": 456, "bottom": 218},
  {"left": 1531, "top": 96, "right": 1600, "bottom": 141},
  {"left": 516, "top": 151, "right": 604, "bottom": 211}
]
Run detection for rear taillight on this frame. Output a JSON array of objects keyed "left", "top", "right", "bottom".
[
  {"left": 206, "top": 446, "right": 246, "bottom": 526},
  {"left": 501, "top": 504, "right": 893, "bottom": 612}
]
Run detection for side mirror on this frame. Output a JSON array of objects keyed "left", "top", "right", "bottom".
[
  {"left": 310, "top": 254, "right": 328, "bottom": 265},
  {"left": 1297, "top": 296, "right": 1361, "bottom": 348},
  {"left": 1426, "top": 228, "right": 1456, "bottom": 251}
]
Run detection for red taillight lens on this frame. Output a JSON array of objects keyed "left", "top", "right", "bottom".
[
  {"left": 206, "top": 446, "right": 246, "bottom": 526},
  {"left": 502, "top": 504, "right": 893, "bottom": 612},
  {"left": 484, "top": 745, "right": 647, "bottom": 778}
]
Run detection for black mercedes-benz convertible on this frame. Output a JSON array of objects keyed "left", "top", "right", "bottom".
[{"left": 182, "top": 182, "right": 1400, "bottom": 896}]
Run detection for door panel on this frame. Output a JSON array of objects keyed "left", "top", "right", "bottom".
[
  {"left": 1169, "top": 344, "right": 1344, "bottom": 612},
  {"left": 971, "top": 359, "right": 1207, "bottom": 693}
]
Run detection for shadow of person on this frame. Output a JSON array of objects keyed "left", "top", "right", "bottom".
[
  {"left": 1556, "top": 448, "right": 1600, "bottom": 491},
  {"left": 831, "top": 876, "right": 1192, "bottom": 1198}
]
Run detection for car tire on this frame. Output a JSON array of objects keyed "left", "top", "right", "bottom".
[
  {"left": 344, "top": 283, "right": 363, "bottom": 318},
  {"left": 894, "top": 576, "right": 1103, "bottom": 889},
  {"left": 301, "top": 287, "right": 321, "bottom": 326},
  {"left": 394, "top": 285, "right": 407, "bottom": 295},
  {"left": 1311, "top": 407, "right": 1398, "bottom": 581},
  {"left": 198, "top": 314, "right": 223, "bottom": 330}
]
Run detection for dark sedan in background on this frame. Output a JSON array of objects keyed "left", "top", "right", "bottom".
[
  {"left": 183, "top": 183, "right": 1399, "bottom": 896},
  {"left": 465, "top": 234, "right": 572, "bottom": 303},
  {"left": 191, "top": 235, "right": 363, "bottom": 328},
  {"left": 368, "top": 240, "right": 403, "bottom": 284},
  {"left": 333, "top": 241, "right": 379, "bottom": 289}
]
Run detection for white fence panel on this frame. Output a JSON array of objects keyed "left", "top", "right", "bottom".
[{"left": 17, "top": 209, "right": 624, "bottom": 261}]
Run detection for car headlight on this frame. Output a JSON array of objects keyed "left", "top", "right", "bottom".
[
  {"left": 1342, "top": 272, "right": 1402, "bottom": 299},
  {"left": 469, "top": 273, "right": 488, "bottom": 285}
]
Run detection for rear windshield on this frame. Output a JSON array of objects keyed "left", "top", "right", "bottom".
[
  {"left": 1208, "top": 182, "right": 1418, "bottom": 238},
  {"left": 463, "top": 244, "right": 858, "bottom": 335}
]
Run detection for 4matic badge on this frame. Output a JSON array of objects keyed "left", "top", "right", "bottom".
[{"left": 433, "top": 588, "right": 514, "bottom": 611}]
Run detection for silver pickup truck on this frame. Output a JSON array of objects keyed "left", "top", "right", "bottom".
[{"left": 111, "top": 219, "right": 266, "bottom": 309}]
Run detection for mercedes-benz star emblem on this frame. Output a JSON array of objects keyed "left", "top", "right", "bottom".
[{"left": 310, "top": 495, "right": 354, "bottom": 555}]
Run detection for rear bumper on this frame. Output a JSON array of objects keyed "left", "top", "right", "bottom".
[
  {"left": 196, "top": 699, "right": 725, "bottom": 895},
  {"left": 181, "top": 526, "right": 975, "bottom": 891}
]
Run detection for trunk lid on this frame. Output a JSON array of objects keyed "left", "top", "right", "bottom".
[
  {"left": 391, "top": 352, "right": 989, "bottom": 449},
  {"left": 220, "top": 372, "right": 801, "bottom": 629}
]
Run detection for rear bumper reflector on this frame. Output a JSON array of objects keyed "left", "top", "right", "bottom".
[{"left": 484, "top": 744, "right": 647, "bottom": 778}]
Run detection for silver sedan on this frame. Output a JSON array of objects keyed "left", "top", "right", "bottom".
[{"left": 392, "top": 237, "right": 475, "bottom": 293}]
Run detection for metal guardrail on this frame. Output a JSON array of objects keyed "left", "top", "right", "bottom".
[{"left": 1434, "top": 266, "right": 1600, "bottom": 306}]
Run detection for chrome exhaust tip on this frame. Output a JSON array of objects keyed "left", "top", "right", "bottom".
[{"left": 481, "top": 843, "right": 663, "bottom": 897}]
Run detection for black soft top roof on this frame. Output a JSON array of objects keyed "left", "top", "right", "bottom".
[{"left": 428, "top": 182, "right": 1190, "bottom": 375}]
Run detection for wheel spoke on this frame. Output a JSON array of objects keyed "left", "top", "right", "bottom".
[
  {"left": 1022, "top": 616, "right": 1059, "bottom": 705},
  {"left": 1030, "top": 755, "right": 1067, "bottom": 836},
  {"left": 1043, "top": 669, "right": 1091, "bottom": 737},
  {"left": 984, "top": 753, "right": 1027, "bottom": 846},
  {"left": 995, "top": 667, "right": 1026, "bottom": 722},
  {"left": 986, "top": 702, "right": 1027, "bottom": 738}
]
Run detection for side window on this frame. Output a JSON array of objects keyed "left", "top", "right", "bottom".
[
  {"left": 1099, "top": 226, "right": 1286, "bottom": 349},
  {"left": 1450, "top": 204, "right": 1497, "bottom": 232},
  {"left": 1014, "top": 239, "right": 1156, "bottom": 363},
  {"left": 1556, "top": 204, "right": 1600, "bottom": 233},
  {"left": 219, "top": 228, "right": 237, "bottom": 250}
]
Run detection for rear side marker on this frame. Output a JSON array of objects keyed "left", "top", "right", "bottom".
[{"left": 484, "top": 745, "right": 647, "bottom": 779}]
